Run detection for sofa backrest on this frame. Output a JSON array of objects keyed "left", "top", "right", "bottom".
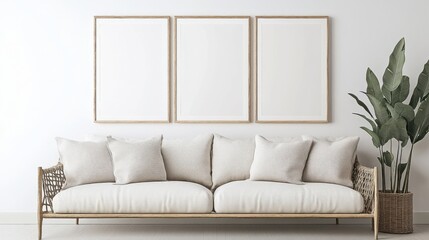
[{"left": 84, "top": 134, "right": 359, "bottom": 189}]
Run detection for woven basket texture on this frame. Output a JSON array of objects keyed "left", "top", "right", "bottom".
[{"left": 379, "top": 192, "right": 413, "bottom": 234}]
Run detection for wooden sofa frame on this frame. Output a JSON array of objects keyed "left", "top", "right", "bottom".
[{"left": 37, "top": 162, "right": 379, "bottom": 240}]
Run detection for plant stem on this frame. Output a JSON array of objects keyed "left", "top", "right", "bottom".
[
  {"left": 390, "top": 140, "right": 392, "bottom": 153},
  {"left": 393, "top": 140, "right": 400, "bottom": 193},
  {"left": 379, "top": 147, "right": 386, "bottom": 192},
  {"left": 395, "top": 144, "right": 403, "bottom": 193},
  {"left": 389, "top": 140, "right": 393, "bottom": 191},
  {"left": 402, "top": 144, "right": 414, "bottom": 193}
]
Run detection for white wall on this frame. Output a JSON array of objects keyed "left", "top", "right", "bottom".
[{"left": 1, "top": 0, "right": 429, "bottom": 213}]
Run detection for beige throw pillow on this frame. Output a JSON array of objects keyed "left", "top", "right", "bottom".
[
  {"left": 302, "top": 136, "right": 359, "bottom": 187},
  {"left": 107, "top": 136, "right": 166, "bottom": 184},
  {"left": 162, "top": 134, "right": 213, "bottom": 188},
  {"left": 211, "top": 134, "right": 255, "bottom": 189},
  {"left": 250, "top": 135, "right": 312, "bottom": 183},
  {"left": 56, "top": 137, "right": 115, "bottom": 189}
]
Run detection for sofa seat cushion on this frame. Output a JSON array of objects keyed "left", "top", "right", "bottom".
[
  {"left": 53, "top": 181, "right": 213, "bottom": 213},
  {"left": 214, "top": 181, "right": 364, "bottom": 213}
]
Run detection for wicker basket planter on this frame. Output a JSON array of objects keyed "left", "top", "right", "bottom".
[{"left": 379, "top": 192, "right": 413, "bottom": 234}]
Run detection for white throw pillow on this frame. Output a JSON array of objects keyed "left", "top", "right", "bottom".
[
  {"left": 107, "top": 136, "right": 166, "bottom": 184},
  {"left": 162, "top": 134, "right": 213, "bottom": 188},
  {"left": 250, "top": 135, "right": 312, "bottom": 184},
  {"left": 302, "top": 136, "right": 359, "bottom": 187},
  {"left": 211, "top": 134, "right": 255, "bottom": 189},
  {"left": 56, "top": 137, "right": 115, "bottom": 189}
]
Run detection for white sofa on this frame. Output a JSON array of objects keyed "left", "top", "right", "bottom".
[{"left": 37, "top": 135, "right": 378, "bottom": 239}]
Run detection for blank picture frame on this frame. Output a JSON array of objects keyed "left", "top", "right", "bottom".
[
  {"left": 94, "top": 16, "right": 170, "bottom": 123},
  {"left": 175, "top": 16, "right": 250, "bottom": 123},
  {"left": 256, "top": 16, "right": 329, "bottom": 123}
]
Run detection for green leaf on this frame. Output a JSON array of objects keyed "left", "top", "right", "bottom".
[
  {"left": 361, "top": 126, "right": 381, "bottom": 147},
  {"left": 386, "top": 104, "right": 399, "bottom": 119},
  {"left": 390, "top": 76, "right": 410, "bottom": 104},
  {"left": 382, "top": 38, "right": 406, "bottom": 91},
  {"left": 420, "top": 62, "right": 429, "bottom": 99},
  {"left": 394, "top": 103, "right": 415, "bottom": 122},
  {"left": 377, "top": 157, "right": 383, "bottom": 165},
  {"left": 382, "top": 85, "right": 392, "bottom": 103},
  {"left": 401, "top": 138, "right": 409, "bottom": 147},
  {"left": 410, "top": 90, "right": 421, "bottom": 109},
  {"left": 398, "top": 163, "right": 408, "bottom": 175},
  {"left": 375, "top": 119, "right": 382, "bottom": 127},
  {"left": 410, "top": 60, "right": 429, "bottom": 108},
  {"left": 366, "top": 68, "right": 383, "bottom": 101},
  {"left": 366, "top": 93, "right": 390, "bottom": 124},
  {"left": 407, "top": 120, "right": 418, "bottom": 143},
  {"left": 415, "top": 125, "right": 429, "bottom": 143},
  {"left": 411, "top": 98, "right": 429, "bottom": 143},
  {"left": 349, "top": 93, "right": 374, "bottom": 118},
  {"left": 353, "top": 113, "right": 378, "bottom": 131},
  {"left": 383, "top": 151, "right": 394, "bottom": 167},
  {"left": 379, "top": 118, "right": 408, "bottom": 143}
]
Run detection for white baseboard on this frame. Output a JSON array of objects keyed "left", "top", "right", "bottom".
[
  {"left": 1, "top": 212, "right": 429, "bottom": 225},
  {"left": 414, "top": 212, "right": 429, "bottom": 224}
]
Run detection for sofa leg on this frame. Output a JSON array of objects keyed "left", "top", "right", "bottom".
[
  {"left": 37, "top": 167, "right": 43, "bottom": 240},
  {"left": 373, "top": 217, "right": 378, "bottom": 239},
  {"left": 37, "top": 215, "right": 43, "bottom": 240},
  {"left": 373, "top": 167, "right": 379, "bottom": 239},
  {"left": 76, "top": 218, "right": 79, "bottom": 225},
  {"left": 335, "top": 218, "right": 339, "bottom": 225}
]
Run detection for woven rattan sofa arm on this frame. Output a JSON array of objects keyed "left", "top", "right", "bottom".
[
  {"left": 38, "top": 163, "right": 66, "bottom": 213},
  {"left": 352, "top": 161, "right": 377, "bottom": 214}
]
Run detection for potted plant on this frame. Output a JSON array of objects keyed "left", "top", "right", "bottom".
[{"left": 349, "top": 38, "right": 429, "bottom": 233}]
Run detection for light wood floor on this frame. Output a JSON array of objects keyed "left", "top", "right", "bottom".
[{"left": 1, "top": 224, "right": 428, "bottom": 240}]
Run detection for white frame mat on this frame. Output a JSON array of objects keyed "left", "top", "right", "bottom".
[
  {"left": 175, "top": 16, "right": 250, "bottom": 123},
  {"left": 94, "top": 16, "right": 170, "bottom": 123},
  {"left": 256, "top": 16, "right": 329, "bottom": 123}
]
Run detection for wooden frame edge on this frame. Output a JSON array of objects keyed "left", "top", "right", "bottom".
[
  {"left": 175, "top": 120, "right": 251, "bottom": 124},
  {"left": 255, "top": 16, "right": 330, "bottom": 124},
  {"left": 94, "top": 16, "right": 171, "bottom": 19},
  {"left": 43, "top": 213, "right": 374, "bottom": 219},
  {"left": 373, "top": 167, "right": 379, "bottom": 239},
  {"left": 255, "top": 120, "right": 329, "bottom": 124},
  {"left": 174, "top": 16, "right": 251, "bottom": 19},
  {"left": 255, "top": 16, "right": 329, "bottom": 19},
  {"left": 173, "top": 16, "right": 251, "bottom": 123},
  {"left": 93, "top": 16, "right": 97, "bottom": 123},
  {"left": 94, "top": 120, "right": 170, "bottom": 124},
  {"left": 93, "top": 16, "right": 171, "bottom": 123}
]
